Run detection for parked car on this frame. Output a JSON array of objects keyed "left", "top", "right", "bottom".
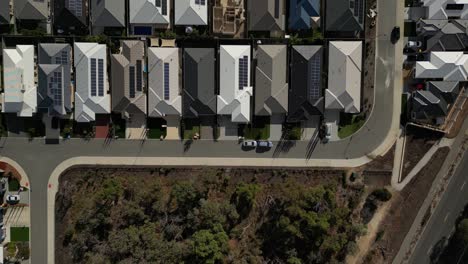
[
  {"left": 242, "top": 140, "right": 257, "bottom": 148},
  {"left": 407, "top": 41, "right": 422, "bottom": 48},
  {"left": 257, "top": 141, "right": 273, "bottom": 148},
  {"left": 6, "top": 195, "right": 20, "bottom": 205},
  {"left": 391, "top": 26, "right": 400, "bottom": 44},
  {"left": 324, "top": 123, "right": 332, "bottom": 142}
]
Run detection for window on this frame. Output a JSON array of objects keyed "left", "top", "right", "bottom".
[
  {"left": 90, "top": 58, "right": 96, "bottom": 96},
  {"left": 136, "top": 60, "right": 142, "bottom": 91},
  {"left": 129, "top": 66, "right": 135, "bottom": 98},
  {"left": 446, "top": 4, "right": 464, "bottom": 10},
  {"left": 238, "top": 56, "right": 248, "bottom": 90},
  {"left": 55, "top": 51, "right": 68, "bottom": 65},
  {"left": 162, "top": 0, "right": 167, "bottom": 15},
  {"left": 274, "top": 0, "right": 279, "bottom": 19},
  {"left": 98, "top": 59, "right": 104, "bottom": 96},
  {"left": 156, "top": 0, "right": 161, "bottom": 7},
  {"left": 164, "top": 63, "right": 170, "bottom": 100}
]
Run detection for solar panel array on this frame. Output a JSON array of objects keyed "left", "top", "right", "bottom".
[
  {"left": 129, "top": 66, "right": 135, "bottom": 98},
  {"left": 274, "top": 0, "right": 280, "bottom": 19},
  {"left": 354, "top": 0, "right": 364, "bottom": 24},
  {"left": 68, "top": 0, "right": 83, "bottom": 17},
  {"left": 136, "top": 60, "right": 142, "bottom": 92},
  {"left": 98, "top": 59, "right": 104, "bottom": 96},
  {"left": 156, "top": 0, "right": 161, "bottom": 7},
  {"left": 55, "top": 51, "right": 68, "bottom": 65},
  {"left": 195, "top": 0, "right": 206, "bottom": 5},
  {"left": 238, "top": 56, "right": 248, "bottom": 90},
  {"left": 164, "top": 63, "right": 170, "bottom": 100},
  {"left": 162, "top": 0, "right": 167, "bottom": 15},
  {"left": 90, "top": 58, "right": 97, "bottom": 96},
  {"left": 49, "top": 71, "right": 63, "bottom": 106},
  {"left": 308, "top": 54, "right": 321, "bottom": 100}
]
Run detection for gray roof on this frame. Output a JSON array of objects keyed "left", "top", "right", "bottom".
[
  {"left": 326, "top": 0, "right": 364, "bottom": 32},
  {"left": 183, "top": 48, "right": 216, "bottom": 118},
  {"left": 37, "top": 44, "right": 72, "bottom": 116},
  {"left": 248, "top": 0, "right": 285, "bottom": 32},
  {"left": 412, "top": 90, "right": 447, "bottom": 121},
  {"left": 0, "top": 0, "right": 10, "bottom": 24},
  {"left": 14, "top": 0, "right": 48, "bottom": 20},
  {"left": 91, "top": 0, "right": 125, "bottom": 28},
  {"left": 420, "top": 20, "right": 468, "bottom": 51},
  {"left": 288, "top": 46, "right": 323, "bottom": 122},
  {"left": 111, "top": 40, "right": 147, "bottom": 116},
  {"left": 255, "top": 45, "right": 288, "bottom": 116},
  {"left": 129, "top": 0, "right": 169, "bottom": 25},
  {"left": 427, "top": 81, "right": 460, "bottom": 104}
]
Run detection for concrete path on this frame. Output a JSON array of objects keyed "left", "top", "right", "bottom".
[{"left": 301, "top": 117, "right": 320, "bottom": 140}]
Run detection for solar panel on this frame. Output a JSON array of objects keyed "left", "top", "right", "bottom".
[
  {"left": 136, "top": 60, "right": 142, "bottom": 92},
  {"left": 354, "top": 0, "right": 359, "bottom": 16},
  {"left": 91, "top": 58, "right": 97, "bottom": 96},
  {"left": 308, "top": 54, "right": 321, "bottom": 100},
  {"left": 200, "top": 0, "right": 205, "bottom": 5},
  {"left": 274, "top": 0, "right": 279, "bottom": 19},
  {"left": 357, "top": 0, "right": 364, "bottom": 24},
  {"left": 50, "top": 71, "right": 63, "bottom": 106},
  {"left": 162, "top": 0, "right": 167, "bottom": 15},
  {"left": 68, "top": 0, "right": 83, "bottom": 17},
  {"left": 238, "top": 56, "right": 248, "bottom": 90},
  {"left": 164, "top": 63, "right": 170, "bottom": 100},
  {"left": 98, "top": 59, "right": 104, "bottom": 96},
  {"left": 129, "top": 66, "right": 135, "bottom": 98},
  {"left": 195, "top": 0, "right": 200, "bottom": 4},
  {"left": 156, "top": 0, "right": 161, "bottom": 7}
]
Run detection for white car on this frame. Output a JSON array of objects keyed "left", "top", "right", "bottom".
[
  {"left": 407, "top": 41, "right": 422, "bottom": 48},
  {"left": 257, "top": 141, "right": 273, "bottom": 148},
  {"left": 6, "top": 195, "right": 20, "bottom": 204},
  {"left": 242, "top": 140, "right": 257, "bottom": 148},
  {"left": 325, "top": 123, "right": 332, "bottom": 142}
]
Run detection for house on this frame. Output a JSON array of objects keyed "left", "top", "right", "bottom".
[
  {"left": 53, "top": 0, "right": 89, "bottom": 35},
  {"left": 37, "top": 44, "right": 73, "bottom": 117},
  {"left": 73, "top": 42, "right": 111, "bottom": 122},
  {"left": 90, "top": 0, "right": 125, "bottom": 34},
  {"left": 417, "top": 20, "right": 468, "bottom": 51},
  {"left": 111, "top": 40, "right": 146, "bottom": 118},
  {"left": 248, "top": 0, "right": 285, "bottom": 33},
  {"left": 218, "top": 45, "right": 252, "bottom": 123},
  {"left": 212, "top": 0, "right": 244, "bottom": 36},
  {"left": 289, "top": 0, "right": 320, "bottom": 30},
  {"left": 129, "top": 0, "right": 170, "bottom": 35},
  {"left": 0, "top": 0, "right": 10, "bottom": 25},
  {"left": 254, "top": 45, "right": 288, "bottom": 117},
  {"left": 288, "top": 46, "right": 323, "bottom": 122},
  {"left": 2, "top": 45, "right": 37, "bottom": 117},
  {"left": 147, "top": 47, "right": 182, "bottom": 118},
  {"left": 420, "top": 0, "right": 468, "bottom": 20},
  {"left": 415, "top": 52, "right": 468, "bottom": 81},
  {"left": 175, "top": 0, "right": 208, "bottom": 26},
  {"left": 326, "top": 0, "right": 364, "bottom": 32},
  {"left": 326, "top": 41, "right": 362, "bottom": 113},
  {"left": 14, "top": 0, "right": 49, "bottom": 30},
  {"left": 183, "top": 48, "right": 216, "bottom": 118}
]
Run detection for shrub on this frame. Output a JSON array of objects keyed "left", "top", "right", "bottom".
[{"left": 371, "top": 188, "right": 392, "bottom": 202}]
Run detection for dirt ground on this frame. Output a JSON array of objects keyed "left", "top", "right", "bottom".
[
  {"left": 362, "top": 0, "right": 378, "bottom": 118},
  {"left": 362, "top": 147, "right": 450, "bottom": 264}
]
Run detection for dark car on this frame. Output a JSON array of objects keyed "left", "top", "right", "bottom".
[{"left": 391, "top": 26, "right": 400, "bottom": 44}]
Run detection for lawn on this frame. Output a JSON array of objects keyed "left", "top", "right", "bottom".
[
  {"left": 338, "top": 113, "right": 366, "bottom": 139},
  {"left": 147, "top": 118, "right": 167, "bottom": 139},
  {"left": 182, "top": 119, "right": 200, "bottom": 139},
  {"left": 283, "top": 123, "right": 302, "bottom": 140},
  {"left": 10, "top": 227, "right": 29, "bottom": 242},
  {"left": 242, "top": 117, "right": 270, "bottom": 140},
  {"left": 8, "top": 178, "right": 20, "bottom": 191}
]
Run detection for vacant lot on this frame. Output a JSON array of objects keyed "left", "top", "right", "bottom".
[{"left": 56, "top": 167, "right": 372, "bottom": 264}]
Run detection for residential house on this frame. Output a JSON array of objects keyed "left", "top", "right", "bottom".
[
  {"left": 417, "top": 20, "right": 468, "bottom": 51},
  {"left": 212, "top": 0, "right": 244, "bottom": 36},
  {"left": 254, "top": 45, "right": 288, "bottom": 118},
  {"left": 147, "top": 47, "right": 182, "bottom": 118},
  {"left": 248, "top": 0, "right": 285, "bottom": 34},
  {"left": 218, "top": 45, "right": 252, "bottom": 123},
  {"left": 129, "top": 0, "right": 170, "bottom": 35},
  {"left": 37, "top": 43, "right": 73, "bottom": 117},
  {"left": 90, "top": 0, "right": 125, "bottom": 34},
  {"left": 53, "top": 0, "right": 89, "bottom": 35},
  {"left": 420, "top": 0, "right": 468, "bottom": 20},
  {"left": 73, "top": 42, "right": 111, "bottom": 122},
  {"left": 326, "top": 41, "right": 362, "bottom": 113},
  {"left": 2, "top": 45, "right": 37, "bottom": 117},
  {"left": 111, "top": 40, "right": 146, "bottom": 119},
  {"left": 175, "top": 0, "right": 208, "bottom": 26},
  {"left": 0, "top": 0, "right": 11, "bottom": 25},
  {"left": 326, "top": 0, "right": 364, "bottom": 33},
  {"left": 289, "top": 0, "right": 320, "bottom": 30},
  {"left": 183, "top": 48, "right": 216, "bottom": 119},
  {"left": 14, "top": 0, "right": 49, "bottom": 31},
  {"left": 415, "top": 52, "right": 468, "bottom": 81},
  {"left": 288, "top": 45, "right": 323, "bottom": 122}
]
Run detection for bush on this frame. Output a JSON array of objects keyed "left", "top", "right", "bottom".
[{"left": 371, "top": 188, "right": 392, "bottom": 202}]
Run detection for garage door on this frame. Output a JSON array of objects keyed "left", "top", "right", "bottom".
[{"left": 133, "top": 26, "right": 152, "bottom": 35}]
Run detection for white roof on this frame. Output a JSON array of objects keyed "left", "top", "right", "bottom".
[
  {"left": 2, "top": 45, "right": 37, "bottom": 117},
  {"left": 326, "top": 41, "right": 362, "bottom": 113},
  {"left": 175, "top": 0, "right": 208, "bottom": 25},
  {"left": 148, "top": 47, "right": 182, "bottom": 117},
  {"left": 422, "top": 0, "right": 468, "bottom": 19},
  {"left": 129, "top": 0, "right": 170, "bottom": 25},
  {"left": 416, "top": 52, "right": 468, "bottom": 81},
  {"left": 73, "top": 42, "right": 111, "bottom": 122},
  {"left": 218, "top": 45, "right": 252, "bottom": 123}
]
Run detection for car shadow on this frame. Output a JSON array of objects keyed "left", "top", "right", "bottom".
[
  {"left": 255, "top": 147, "right": 272, "bottom": 153},
  {"left": 241, "top": 145, "right": 256, "bottom": 151}
]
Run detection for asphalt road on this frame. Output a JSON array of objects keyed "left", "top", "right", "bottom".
[
  {"left": 0, "top": 0, "right": 402, "bottom": 262},
  {"left": 408, "top": 151, "right": 468, "bottom": 263}
]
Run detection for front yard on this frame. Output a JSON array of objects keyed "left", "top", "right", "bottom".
[
  {"left": 241, "top": 117, "right": 270, "bottom": 140},
  {"left": 181, "top": 119, "right": 200, "bottom": 139},
  {"left": 147, "top": 118, "right": 167, "bottom": 139},
  {"left": 10, "top": 227, "right": 29, "bottom": 242},
  {"left": 338, "top": 113, "right": 366, "bottom": 139}
]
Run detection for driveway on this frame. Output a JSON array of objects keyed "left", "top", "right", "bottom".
[
  {"left": 218, "top": 116, "right": 239, "bottom": 140},
  {"left": 125, "top": 114, "right": 146, "bottom": 140},
  {"left": 269, "top": 115, "right": 284, "bottom": 141},
  {"left": 164, "top": 116, "right": 181, "bottom": 140},
  {"left": 5, "top": 114, "right": 26, "bottom": 138}
]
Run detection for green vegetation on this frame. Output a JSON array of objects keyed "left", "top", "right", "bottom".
[
  {"left": 82, "top": 34, "right": 108, "bottom": 44},
  {"left": 10, "top": 227, "right": 29, "bottom": 242},
  {"left": 338, "top": 113, "right": 366, "bottom": 139},
  {"left": 57, "top": 168, "right": 367, "bottom": 263},
  {"left": 243, "top": 118, "right": 270, "bottom": 140},
  {"left": 147, "top": 118, "right": 167, "bottom": 139},
  {"left": 159, "top": 30, "right": 177, "bottom": 39},
  {"left": 8, "top": 178, "right": 20, "bottom": 192},
  {"left": 182, "top": 119, "right": 200, "bottom": 139},
  {"left": 371, "top": 188, "right": 392, "bottom": 202},
  {"left": 283, "top": 123, "right": 302, "bottom": 140},
  {"left": 437, "top": 206, "right": 468, "bottom": 263},
  {"left": 19, "top": 28, "right": 46, "bottom": 36}
]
